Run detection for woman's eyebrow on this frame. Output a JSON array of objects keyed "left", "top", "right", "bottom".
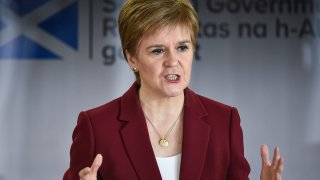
[
  {"left": 147, "top": 40, "right": 192, "bottom": 49},
  {"left": 147, "top": 44, "right": 164, "bottom": 49},
  {"left": 178, "top": 40, "right": 192, "bottom": 45}
]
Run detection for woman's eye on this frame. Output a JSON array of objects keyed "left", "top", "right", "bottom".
[
  {"left": 178, "top": 45, "right": 189, "bottom": 52},
  {"left": 152, "top": 49, "right": 164, "bottom": 54}
]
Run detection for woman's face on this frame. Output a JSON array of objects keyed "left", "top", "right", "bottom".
[{"left": 127, "top": 25, "right": 194, "bottom": 98}]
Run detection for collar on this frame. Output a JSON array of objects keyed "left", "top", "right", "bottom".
[{"left": 119, "top": 82, "right": 210, "bottom": 179}]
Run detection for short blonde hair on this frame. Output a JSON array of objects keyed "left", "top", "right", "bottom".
[{"left": 118, "top": 0, "right": 199, "bottom": 83}]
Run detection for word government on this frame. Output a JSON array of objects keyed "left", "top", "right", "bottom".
[{"left": 207, "top": 0, "right": 320, "bottom": 14}]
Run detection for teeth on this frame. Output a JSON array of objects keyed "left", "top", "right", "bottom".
[{"left": 166, "top": 74, "right": 178, "bottom": 81}]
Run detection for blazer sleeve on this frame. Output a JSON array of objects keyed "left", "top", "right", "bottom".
[
  {"left": 63, "top": 111, "right": 98, "bottom": 180},
  {"left": 227, "top": 107, "right": 251, "bottom": 180}
]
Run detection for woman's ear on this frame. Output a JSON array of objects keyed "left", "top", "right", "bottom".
[{"left": 126, "top": 50, "right": 138, "bottom": 69}]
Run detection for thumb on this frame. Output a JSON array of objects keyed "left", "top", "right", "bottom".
[{"left": 91, "top": 154, "right": 103, "bottom": 174}]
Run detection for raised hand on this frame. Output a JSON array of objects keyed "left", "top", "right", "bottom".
[
  {"left": 260, "top": 144, "right": 284, "bottom": 180},
  {"left": 79, "top": 154, "right": 103, "bottom": 180}
]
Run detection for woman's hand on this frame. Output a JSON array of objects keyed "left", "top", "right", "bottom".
[
  {"left": 260, "top": 144, "right": 284, "bottom": 180},
  {"left": 79, "top": 154, "right": 103, "bottom": 180}
]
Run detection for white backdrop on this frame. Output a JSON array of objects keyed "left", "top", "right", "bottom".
[{"left": 0, "top": 0, "right": 319, "bottom": 179}]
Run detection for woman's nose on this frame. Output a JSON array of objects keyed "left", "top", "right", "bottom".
[{"left": 164, "top": 51, "right": 179, "bottom": 67}]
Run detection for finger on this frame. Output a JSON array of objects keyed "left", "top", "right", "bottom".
[
  {"left": 275, "top": 157, "right": 284, "bottom": 174},
  {"left": 90, "top": 154, "right": 103, "bottom": 173},
  {"left": 276, "top": 173, "right": 281, "bottom": 180},
  {"left": 79, "top": 167, "right": 91, "bottom": 177},
  {"left": 271, "top": 147, "right": 280, "bottom": 169},
  {"left": 260, "top": 144, "right": 270, "bottom": 166}
]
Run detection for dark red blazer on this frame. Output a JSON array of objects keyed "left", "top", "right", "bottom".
[{"left": 64, "top": 83, "right": 250, "bottom": 180}]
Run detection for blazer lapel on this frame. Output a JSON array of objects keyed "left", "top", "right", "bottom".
[
  {"left": 179, "top": 88, "right": 211, "bottom": 179},
  {"left": 119, "top": 83, "right": 162, "bottom": 180},
  {"left": 118, "top": 84, "right": 210, "bottom": 179}
]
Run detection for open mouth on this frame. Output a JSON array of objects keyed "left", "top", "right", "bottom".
[{"left": 165, "top": 74, "right": 180, "bottom": 81}]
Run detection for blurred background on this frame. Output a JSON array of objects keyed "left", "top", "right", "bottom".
[{"left": 0, "top": 0, "right": 319, "bottom": 179}]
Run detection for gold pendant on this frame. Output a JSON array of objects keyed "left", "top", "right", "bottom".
[{"left": 159, "top": 139, "right": 169, "bottom": 147}]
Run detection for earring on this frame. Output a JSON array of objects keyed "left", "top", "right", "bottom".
[{"left": 132, "top": 67, "right": 138, "bottom": 72}]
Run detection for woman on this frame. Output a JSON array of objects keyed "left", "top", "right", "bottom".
[{"left": 64, "top": 0, "right": 284, "bottom": 179}]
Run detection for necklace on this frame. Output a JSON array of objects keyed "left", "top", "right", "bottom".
[{"left": 145, "top": 111, "right": 182, "bottom": 147}]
